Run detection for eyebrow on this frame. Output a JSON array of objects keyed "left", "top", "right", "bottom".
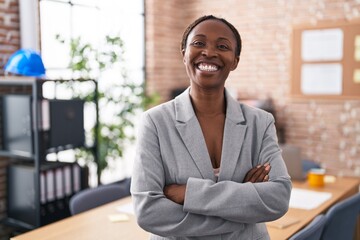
[{"left": 192, "top": 34, "right": 232, "bottom": 42}]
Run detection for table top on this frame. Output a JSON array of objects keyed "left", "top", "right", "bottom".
[
  {"left": 266, "top": 176, "right": 359, "bottom": 239},
  {"left": 11, "top": 197, "right": 149, "bottom": 240},
  {"left": 12, "top": 177, "right": 359, "bottom": 240}
]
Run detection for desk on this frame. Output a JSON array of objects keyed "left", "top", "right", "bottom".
[
  {"left": 11, "top": 197, "right": 149, "bottom": 240},
  {"left": 12, "top": 177, "right": 359, "bottom": 240},
  {"left": 267, "top": 177, "right": 359, "bottom": 240}
]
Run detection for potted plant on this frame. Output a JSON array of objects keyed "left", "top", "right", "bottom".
[{"left": 56, "top": 34, "right": 158, "bottom": 184}]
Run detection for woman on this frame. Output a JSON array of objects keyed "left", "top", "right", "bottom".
[{"left": 131, "top": 15, "right": 291, "bottom": 239}]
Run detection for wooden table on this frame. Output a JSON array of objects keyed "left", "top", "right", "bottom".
[
  {"left": 12, "top": 177, "right": 359, "bottom": 240},
  {"left": 11, "top": 197, "right": 149, "bottom": 240},
  {"left": 266, "top": 177, "right": 359, "bottom": 239}
]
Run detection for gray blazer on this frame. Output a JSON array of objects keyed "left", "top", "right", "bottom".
[{"left": 131, "top": 88, "right": 291, "bottom": 240}]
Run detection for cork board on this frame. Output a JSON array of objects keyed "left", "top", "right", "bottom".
[{"left": 291, "top": 20, "right": 360, "bottom": 99}]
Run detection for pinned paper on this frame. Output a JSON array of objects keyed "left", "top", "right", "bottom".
[
  {"left": 302, "top": 28, "right": 343, "bottom": 61},
  {"left": 354, "top": 69, "right": 360, "bottom": 83},
  {"left": 108, "top": 213, "right": 130, "bottom": 222},
  {"left": 355, "top": 35, "right": 360, "bottom": 61},
  {"left": 355, "top": 35, "right": 360, "bottom": 47},
  {"left": 301, "top": 63, "right": 342, "bottom": 95},
  {"left": 355, "top": 48, "right": 360, "bottom": 61}
]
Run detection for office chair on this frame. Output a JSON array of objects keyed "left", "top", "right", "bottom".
[
  {"left": 69, "top": 178, "right": 131, "bottom": 215},
  {"left": 302, "top": 159, "right": 321, "bottom": 174},
  {"left": 320, "top": 192, "right": 360, "bottom": 240},
  {"left": 289, "top": 214, "right": 326, "bottom": 240}
]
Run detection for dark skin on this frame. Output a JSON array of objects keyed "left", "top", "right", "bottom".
[
  {"left": 164, "top": 164, "right": 271, "bottom": 205},
  {"left": 164, "top": 19, "right": 271, "bottom": 205}
]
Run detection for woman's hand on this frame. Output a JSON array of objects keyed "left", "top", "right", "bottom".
[
  {"left": 243, "top": 163, "right": 271, "bottom": 183},
  {"left": 164, "top": 163, "right": 270, "bottom": 204},
  {"left": 164, "top": 184, "right": 186, "bottom": 205}
]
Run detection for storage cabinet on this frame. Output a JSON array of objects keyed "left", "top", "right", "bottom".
[{"left": 0, "top": 78, "right": 98, "bottom": 230}]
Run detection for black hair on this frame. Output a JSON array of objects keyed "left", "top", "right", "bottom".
[{"left": 180, "top": 15, "right": 242, "bottom": 57}]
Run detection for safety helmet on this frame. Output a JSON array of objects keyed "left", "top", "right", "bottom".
[{"left": 4, "top": 49, "right": 46, "bottom": 77}]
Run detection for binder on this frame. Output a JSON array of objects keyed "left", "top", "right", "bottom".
[
  {"left": 55, "top": 167, "right": 64, "bottom": 199},
  {"left": 64, "top": 165, "right": 72, "bottom": 196},
  {"left": 45, "top": 169, "right": 55, "bottom": 202},
  {"left": 72, "top": 164, "right": 81, "bottom": 193},
  {"left": 40, "top": 172, "right": 46, "bottom": 204}
]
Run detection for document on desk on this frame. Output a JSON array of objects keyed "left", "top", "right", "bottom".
[
  {"left": 290, "top": 188, "right": 332, "bottom": 210},
  {"left": 117, "top": 202, "right": 135, "bottom": 215}
]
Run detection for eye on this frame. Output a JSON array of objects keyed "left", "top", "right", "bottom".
[
  {"left": 191, "top": 41, "right": 205, "bottom": 47},
  {"left": 218, "top": 44, "right": 229, "bottom": 50}
]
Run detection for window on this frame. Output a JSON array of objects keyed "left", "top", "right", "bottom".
[
  {"left": 39, "top": 0, "right": 145, "bottom": 184},
  {"left": 39, "top": 0, "right": 144, "bottom": 82}
]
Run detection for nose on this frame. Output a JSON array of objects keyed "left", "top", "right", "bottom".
[{"left": 201, "top": 45, "right": 217, "bottom": 57}]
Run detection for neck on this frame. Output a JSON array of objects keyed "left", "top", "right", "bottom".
[{"left": 190, "top": 87, "right": 226, "bottom": 116}]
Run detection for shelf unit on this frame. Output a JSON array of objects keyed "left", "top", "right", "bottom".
[{"left": 0, "top": 78, "right": 99, "bottom": 231}]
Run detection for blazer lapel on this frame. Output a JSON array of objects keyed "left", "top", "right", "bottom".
[
  {"left": 175, "top": 88, "right": 215, "bottom": 181},
  {"left": 218, "top": 90, "right": 247, "bottom": 181}
]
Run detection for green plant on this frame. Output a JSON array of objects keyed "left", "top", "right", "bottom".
[{"left": 56, "top": 34, "right": 159, "bottom": 183}]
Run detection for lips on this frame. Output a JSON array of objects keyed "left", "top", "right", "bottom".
[{"left": 196, "top": 62, "right": 219, "bottom": 72}]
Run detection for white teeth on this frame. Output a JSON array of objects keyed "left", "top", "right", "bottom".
[{"left": 198, "top": 63, "right": 218, "bottom": 72}]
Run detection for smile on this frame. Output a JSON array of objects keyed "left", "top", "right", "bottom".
[{"left": 196, "top": 62, "right": 219, "bottom": 72}]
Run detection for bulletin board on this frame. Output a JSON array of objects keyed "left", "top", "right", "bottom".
[{"left": 291, "top": 20, "right": 360, "bottom": 99}]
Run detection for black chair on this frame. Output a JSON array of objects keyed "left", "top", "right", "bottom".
[
  {"left": 69, "top": 178, "right": 131, "bottom": 215},
  {"left": 320, "top": 192, "right": 360, "bottom": 240},
  {"left": 289, "top": 214, "right": 326, "bottom": 240}
]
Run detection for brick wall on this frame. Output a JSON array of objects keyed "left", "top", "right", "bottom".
[
  {"left": 145, "top": 0, "right": 186, "bottom": 99},
  {"left": 0, "top": 0, "right": 20, "bottom": 75},
  {"left": 0, "top": 0, "right": 20, "bottom": 220},
  {"left": 145, "top": 0, "right": 360, "bottom": 177}
]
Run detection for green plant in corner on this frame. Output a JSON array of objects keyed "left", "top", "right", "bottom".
[{"left": 56, "top": 34, "right": 159, "bottom": 184}]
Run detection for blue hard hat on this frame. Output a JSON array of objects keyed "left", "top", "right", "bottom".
[{"left": 4, "top": 49, "right": 46, "bottom": 77}]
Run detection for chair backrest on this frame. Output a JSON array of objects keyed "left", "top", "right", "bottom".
[
  {"left": 320, "top": 192, "right": 360, "bottom": 240},
  {"left": 289, "top": 214, "right": 326, "bottom": 240},
  {"left": 69, "top": 178, "right": 131, "bottom": 215},
  {"left": 280, "top": 144, "right": 305, "bottom": 181}
]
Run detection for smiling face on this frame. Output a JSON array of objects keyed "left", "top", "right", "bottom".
[{"left": 182, "top": 19, "right": 239, "bottom": 91}]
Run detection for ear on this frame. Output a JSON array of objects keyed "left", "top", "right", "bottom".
[
  {"left": 230, "top": 56, "right": 240, "bottom": 71},
  {"left": 181, "top": 49, "right": 186, "bottom": 63}
]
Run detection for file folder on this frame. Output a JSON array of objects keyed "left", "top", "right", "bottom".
[
  {"left": 46, "top": 169, "right": 55, "bottom": 202},
  {"left": 40, "top": 172, "right": 46, "bottom": 204},
  {"left": 64, "top": 165, "right": 72, "bottom": 196},
  {"left": 72, "top": 164, "right": 81, "bottom": 193},
  {"left": 55, "top": 168, "right": 64, "bottom": 199}
]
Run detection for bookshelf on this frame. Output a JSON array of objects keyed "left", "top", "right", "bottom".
[{"left": 0, "top": 78, "right": 98, "bottom": 231}]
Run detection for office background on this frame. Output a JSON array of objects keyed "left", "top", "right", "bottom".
[{"left": 0, "top": 0, "right": 359, "bottom": 226}]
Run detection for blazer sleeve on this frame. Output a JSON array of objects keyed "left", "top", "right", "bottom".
[
  {"left": 131, "top": 113, "right": 245, "bottom": 237},
  {"left": 183, "top": 113, "right": 292, "bottom": 223}
]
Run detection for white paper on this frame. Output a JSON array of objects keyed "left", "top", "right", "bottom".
[
  {"left": 116, "top": 202, "right": 135, "bottom": 215},
  {"left": 290, "top": 188, "right": 332, "bottom": 210},
  {"left": 301, "top": 63, "right": 342, "bottom": 95},
  {"left": 108, "top": 213, "right": 129, "bottom": 222},
  {"left": 302, "top": 28, "right": 343, "bottom": 61}
]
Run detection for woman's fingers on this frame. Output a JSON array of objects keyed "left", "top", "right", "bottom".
[{"left": 244, "top": 163, "right": 271, "bottom": 183}]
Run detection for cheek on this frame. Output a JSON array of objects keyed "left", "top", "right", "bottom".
[
  {"left": 185, "top": 48, "right": 198, "bottom": 61},
  {"left": 227, "top": 56, "right": 239, "bottom": 71},
  {"left": 183, "top": 52, "right": 193, "bottom": 67}
]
